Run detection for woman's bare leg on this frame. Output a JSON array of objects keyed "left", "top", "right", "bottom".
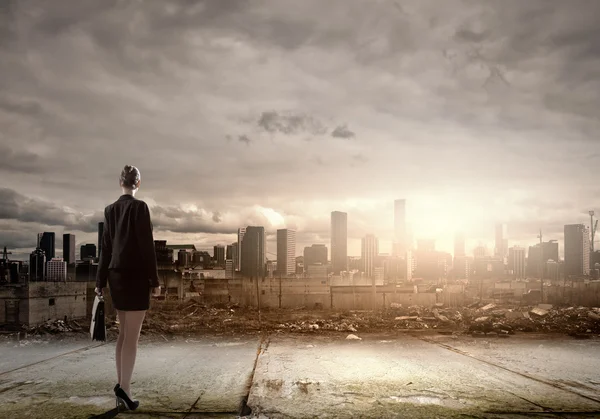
[
  {"left": 119, "top": 310, "right": 146, "bottom": 398},
  {"left": 115, "top": 310, "right": 125, "bottom": 385}
]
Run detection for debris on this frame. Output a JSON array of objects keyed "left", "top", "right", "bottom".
[
  {"left": 530, "top": 308, "right": 549, "bottom": 317},
  {"left": 481, "top": 303, "right": 496, "bottom": 312},
  {"left": 395, "top": 316, "right": 418, "bottom": 321},
  {"left": 390, "top": 303, "right": 402, "bottom": 309},
  {"left": 588, "top": 311, "right": 600, "bottom": 321},
  {"left": 505, "top": 311, "right": 524, "bottom": 320},
  {"left": 474, "top": 317, "right": 490, "bottom": 323},
  {"left": 346, "top": 334, "right": 362, "bottom": 340},
  {"left": 538, "top": 304, "right": 553, "bottom": 310}
]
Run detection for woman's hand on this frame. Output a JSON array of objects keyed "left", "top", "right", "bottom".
[{"left": 151, "top": 286, "right": 161, "bottom": 297}]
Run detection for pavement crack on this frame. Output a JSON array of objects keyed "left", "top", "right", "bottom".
[{"left": 238, "top": 333, "right": 270, "bottom": 417}]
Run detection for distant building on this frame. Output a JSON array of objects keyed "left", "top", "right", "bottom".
[
  {"left": 213, "top": 245, "right": 225, "bottom": 266},
  {"left": 266, "top": 260, "right": 277, "bottom": 278},
  {"left": 226, "top": 244, "right": 233, "bottom": 260},
  {"left": 306, "top": 263, "right": 327, "bottom": 278},
  {"left": 331, "top": 211, "right": 348, "bottom": 274},
  {"left": 80, "top": 244, "right": 97, "bottom": 260},
  {"left": 474, "top": 245, "right": 487, "bottom": 259},
  {"left": 508, "top": 246, "right": 526, "bottom": 279},
  {"left": 46, "top": 258, "right": 67, "bottom": 281},
  {"left": 231, "top": 242, "right": 239, "bottom": 271},
  {"left": 225, "top": 259, "right": 234, "bottom": 279},
  {"left": 304, "top": 244, "right": 328, "bottom": 270},
  {"left": 178, "top": 249, "right": 190, "bottom": 268},
  {"left": 277, "top": 229, "right": 296, "bottom": 276},
  {"left": 39, "top": 232, "right": 55, "bottom": 261},
  {"left": 98, "top": 222, "right": 104, "bottom": 260},
  {"left": 453, "top": 255, "right": 473, "bottom": 279},
  {"left": 383, "top": 256, "right": 405, "bottom": 282},
  {"left": 29, "top": 247, "right": 46, "bottom": 282},
  {"left": 63, "top": 234, "right": 76, "bottom": 265},
  {"left": 495, "top": 223, "right": 508, "bottom": 259},
  {"left": 237, "top": 228, "right": 246, "bottom": 271},
  {"left": 361, "top": 234, "right": 379, "bottom": 278},
  {"left": 241, "top": 226, "right": 266, "bottom": 278},
  {"left": 564, "top": 224, "right": 590, "bottom": 277},
  {"left": 454, "top": 233, "right": 465, "bottom": 258},
  {"left": 374, "top": 266, "right": 384, "bottom": 283},
  {"left": 155, "top": 241, "right": 174, "bottom": 267},
  {"left": 527, "top": 241, "right": 559, "bottom": 277}
]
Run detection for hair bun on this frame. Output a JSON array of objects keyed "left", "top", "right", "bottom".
[{"left": 120, "top": 165, "right": 141, "bottom": 189}]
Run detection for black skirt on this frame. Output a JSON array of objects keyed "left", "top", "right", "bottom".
[{"left": 108, "top": 269, "right": 152, "bottom": 311}]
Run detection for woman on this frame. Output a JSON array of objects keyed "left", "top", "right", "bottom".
[{"left": 95, "top": 165, "right": 161, "bottom": 411}]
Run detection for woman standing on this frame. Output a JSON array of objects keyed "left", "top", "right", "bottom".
[{"left": 95, "top": 165, "right": 161, "bottom": 411}]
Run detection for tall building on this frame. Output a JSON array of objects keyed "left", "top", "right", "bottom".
[
  {"left": 178, "top": 249, "right": 190, "bottom": 267},
  {"left": 474, "top": 245, "right": 487, "bottom": 259},
  {"left": 236, "top": 228, "right": 246, "bottom": 271},
  {"left": 508, "top": 246, "right": 526, "bottom": 279},
  {"left": 225, "top": 259, "right": 234, "bottom": 278},
  {"left": 564, "top": 224, "right": 590, "bottom": 277},
  {"left": 63, "top": 234, "right": 76, "bottom": 265},
  {"left": 331, "top": 211, "right": 348, "bottom": 274},
  {"left": 231, "top": 242, "right": 239, "bottom": 271},
  {"left": 276, "top": 229, "right": 296, "bottom": 276},
  {"left": 393, "top": 199, "right": 407, "bottom": 256},
  {"left": 213, "top": 245, "right": 225, "bottom": 266},
  {"left": 39, "top": 232, "right": 55, "bottom": 261},
  {"left": 46, "top": 258, "right": 67, "bottom": 281},
  {"left": 80, "top": 244, "right": 97, "bottom": 260},
  {"left": 304, "top": 244, "right": 328, "bottom": 269},
  {"left": 495, "top": 223, "right": 507, "bottom": 259},
  {"left": 361, "top": 234, "right": 379, "bottom": 278},
  {"left": 98, "top": 222, "right": 104, "bottom": 260},
  {"left": 526, "top": 241, "right": 559, "bottom": 277},
  {"left": 226, "top": 244, "right": 233, "bottom": 260},
  {"left": 453, "top": 255, "right": 473, "bottom": 279},
  {"left": 454, "top": 233, "right": 465, "bottom": 258},
  {"left": 29, "top": 247, "right": 46, "bottom": 281},
  {"left": 241, "top": 226, "right": 266, "bottom": 278}
]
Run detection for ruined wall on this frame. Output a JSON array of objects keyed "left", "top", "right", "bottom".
[
  {"left": 27, "top": 282, "right": 87, "bottom": 325},
  {"left": 0, "top": 285, "right": 28, "bottom": 325}
]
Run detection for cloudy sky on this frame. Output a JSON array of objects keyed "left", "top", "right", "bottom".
[{"left": 1, "top": 0, "right": 599, "bottom": 260}]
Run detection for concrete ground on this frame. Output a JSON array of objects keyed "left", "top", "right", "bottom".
[{"left": 0, "top": 332, "right": 599, "bottom": 418}]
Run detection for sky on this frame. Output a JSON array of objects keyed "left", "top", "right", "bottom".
[{"left": 1, "top": 0, "right": 599, "bottom": 261}]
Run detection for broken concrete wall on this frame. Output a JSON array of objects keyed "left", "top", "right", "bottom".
[{"left": 27, "top": 282, "right": 87, "bottom": 325}]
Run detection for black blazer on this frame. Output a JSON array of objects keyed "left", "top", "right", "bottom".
[{"left": 96, "top": 194, "right": 160, "bottom": 289}]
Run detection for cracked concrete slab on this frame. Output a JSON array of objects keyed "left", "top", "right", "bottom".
[
  {"left": 0, "top": 335, "right": 261, "bottom": 419},
  {"left": 247, "top": 333, "right": 600, "bottom": 418}
]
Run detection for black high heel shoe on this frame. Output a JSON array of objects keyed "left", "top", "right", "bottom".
[
  {"left": 115, "top": 387, "right": 139, "bottom": 411},
  {"left": 113, "top": 383, "right": 120, "bottom": 393}
]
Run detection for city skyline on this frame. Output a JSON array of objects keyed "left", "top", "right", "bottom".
[{"left": 1, "top": 1, "right": 600, "bottom": 259}]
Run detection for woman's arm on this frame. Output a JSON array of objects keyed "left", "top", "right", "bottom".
[
  {"left": 96, "top": 208, "right": 112, "bottom": 291},
  {"left": 136, "top": 202, "right": 160, "bottom": 287}
]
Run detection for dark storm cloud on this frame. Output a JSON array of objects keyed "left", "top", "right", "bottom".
[
  {"left": 0, "top": 188, "right": 102, "bottom": 232},
  {"left": 331, "top": 125, "right": 355, "bottom": 139},
  {"left": 238, "top": 135, "right": 251, "bottom": 145},
  {"left": 257, "top": 111, "right": 327, "bottom": 136}
]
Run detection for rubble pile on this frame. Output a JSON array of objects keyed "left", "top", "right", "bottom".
[{"left": 22, "top": 319, "right": 84, "bottom": 335}]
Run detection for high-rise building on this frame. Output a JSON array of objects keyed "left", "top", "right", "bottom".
[
  {"left": 63, "top": 234, "right": 76, "bottom": 265},
  {"left": 393, "top": 199, "right": 407, "bottom": 256},
  {"left": 331, "top": 211, "right": 348, "bottom": 274},
  {"left": 98, "top": 222, "right": 104, "bottom": 260},
  {"left": 453, "top": 255, "right": 473, "bottom": 279},
  {"left": 225, "top": 259, "right": 234, "bottom": 278},
  {"left": 213, "top": 245, "right": 225, "bottom": 266},
  {"left": 29, "top": 247, "right": 46, "bottom": 281},
  {"left": 231, "top": 242, "right": 239, "bottom": 271},
  {"left": 361, "top": 234, "right": 379, "bottom": 278},
  {"left": 39, "top": 232, "right": 55, "bottom": 261},
  {"left": 46, "top": 258, "right": 67, "bottom": 281},
  {"left": 304, "top": 244, "right": 328, "bottom": 269},
  {"left": 276, "top": 229, "right": 296, "bottom": 276},
  {"left": 226, "top": 244, "right": 233, "bottom": 260},
  {"left": 495, "top": 223, "right": 507, "bottom": 259},
  {"left": 564, "top": 224, "right": 590, "bottom": 277},
  {"left": 306, "top": 264, "right": 327, "bottom": 278},
  {"left": 474, "top": 245, "right": 487, "bottom": 259},
  {"left": 526, "top": 241, "right": 559, "bottom": 277},
  {"left": 454, "top": 233, "right": 465, "bottom": 258},
  {"left": 508, "top": 246, "right": 526, "bottom": 279},
  {"left": 80, "top": 244, "right": 97, "bottom": 260},
  {"left": 241, "top": 226, "right": 266, "bottom": 278},
  {"left": 236, "top": 228, "right": 246, "bottom": 271}
]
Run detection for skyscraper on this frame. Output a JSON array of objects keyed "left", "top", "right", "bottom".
[
  {"left": 46, "top": 258, "right": 67, "bottom": 281},
  {"left": 564, "top": 224, "right": 590, "bottom": 277},
  {"left": 63, "top": 234, "right": 76, "bottom": 265},
  {"left": 226, "top": 244, "right": 233, "bottom": 260},
  {"left": 29, "top": 247, "right": 46, "bottom": 281},
  {"left": 454, "top": 233, "right": 465, "bottom": 258},
  {"left": 236, "top": 227, "right": 246, "bottom": 271},
  {"left": 393, "top": 199, "right": 406, "bottom": 255},
  {"left": 213, "top": 245, "right": 225, "bottom": 266},
  {"left": 361, "top": 234, "right": 379, "bottom": 278},
  {"left": 276, "top": 229, "right": 296, "bottom": 276},
  {"left": 80, "top": 244, "right": 97, "bottom": 260},
  {"left": 331, "top": 211, "right": 348, "bottom": 274},
  {"left": 241, "top": 226, "right": 266, "bottom": 278},
  {"left": 508, "top": 246, "right": 526, "bottom": 279},
  {"left": 231, "top": 242, "right": 239, "bottom": 271},
  {"left": 39, "top": 232, "right": 55, "bottom": 261},
  {"left": 304, "top": 244, "right": 328, "bottom": 269},
  {"left": 495, "top": 223, "right": 507, "bottom": 259},
  {"left": 98, "top": 222, "right": 104, "bottom": 260}
]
